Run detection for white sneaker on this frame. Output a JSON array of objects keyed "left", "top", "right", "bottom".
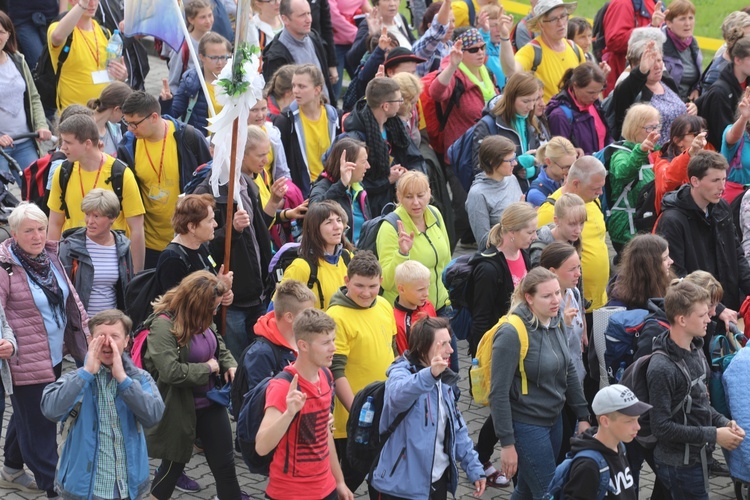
[{"left": 0, "top": 467, "right": 38, "bottom": 492}]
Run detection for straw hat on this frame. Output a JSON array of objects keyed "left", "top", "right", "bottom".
[{"left": 527, "top": 0, "right": 578, "bottom": 31}]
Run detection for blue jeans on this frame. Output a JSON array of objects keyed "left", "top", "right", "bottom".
[
  {"left": 224, "top": 304, "right": 266, "bottom": 362},
  {"left": 0, "top": 139, "right": 38, "bottom": 187},
  {"left": 333, "top": 44, "right": 351, "bottom": 102},
  {"left": 654, "top": 459, "right": 709, "bottom": 500},
  {"left": 511, "top": 416, "right": 563, "bottom": 500},
  {"left": 14, "top": 19, "right": 46, "bottom": 70}
]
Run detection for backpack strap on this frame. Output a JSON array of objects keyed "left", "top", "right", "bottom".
[
  {"left": 58, "top": 160, "right": 74, "bottom": 219},
  {"left": 307, "top": 260, "right": 324, "bottom": 310},
  {"left": 105, "top": 159, "right": 126, "bottom": 209},
  {"left": 530, "top": 40, "right": 542, "bottom": 72},
  {"left": 572, "top": 449, "right": 612, "bottom": 500},
  {"left": 464, "top": 0, "right": 476, "bottom": 26},
  {"left": 183, "top": 93, "right": 200, "bottom": 124},
  {"left": 506, "top": 314, "right": 529, "bottom": 394},
  {"left": 570, "top": 40, "right": 583, "bottom": 62},
  {"left": 559, "top": 104, "right": 574, "bottom": 124},
  {"left": 437, "top": 78, "right": 465, "bottom": 131},
  {"left": 54, "top": 32, "right": 75, "bottom": 109}
]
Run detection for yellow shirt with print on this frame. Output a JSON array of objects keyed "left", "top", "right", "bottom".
[
  {"left": 48, "top": 21, "right": 110, "bottom": 110},
  {"left": 450, "top": 0, "right": 481, "bottom": 28},
  {"left": 537, "top": 189, "right": 609, "bottom": 311},
  {"left": 515, "top": 37, "right": 585, "bottom": 102},
  {"left": 280, "top": 254, "right": 351, "bottom": 310},
  {"left": 133, "top": 120, "right": 181, "bottom": 251},
  {"left": 328, "top": 295, "right": 396, "bottom": 439},
  {"left": 47, "top": 154, "right": 145, "bottom": 237},
  {"left": 300, "top": 106, "right": 331, "bottom": 183}
]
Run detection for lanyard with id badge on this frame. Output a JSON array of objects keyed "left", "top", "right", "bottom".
[
  {"left": 145, "top": 122, "right": 172, "bottom": 203},
  {"left": 77, "top": 26, "right": 110, "bottom": 85}
]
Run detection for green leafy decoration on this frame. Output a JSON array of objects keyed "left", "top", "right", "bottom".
[{"left": 216, "top": 43, "right": 260, "bottom": 98}]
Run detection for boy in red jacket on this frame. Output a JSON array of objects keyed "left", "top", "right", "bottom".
[{"left": 393, "top": 261, "right": 437, "bottom": 354}]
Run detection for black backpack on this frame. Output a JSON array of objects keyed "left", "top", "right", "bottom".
[
  {"left": 345, "top": 377, "right": 416, "bottom": 476},
  {"left": 229, "top": 337, "right": 289, "bottom": 421},
  {"left": 57, "top": 159, "right": 127, "bottom": 218},
  {"left": 123, "top": 243, "right": 191, "bottom": 331},
  {"left": 237, "top": 368, "right": 333, "bottom": 475},
  {"left": 633, "top": 179, "right": 658, "bottom": 233},
  {"left": 356, "top": 205, "right": 441, "bottom": 257},
  {"left": 730, "top": 186, "right": 750, "bottom": 240}
]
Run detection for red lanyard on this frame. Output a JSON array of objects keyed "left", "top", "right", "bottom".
[
  {"left": 143, "top": 121, "right": 168, "bottom": 184},
  {"left": 78, "top": 154, "right": 105, "bottom": 198},
  {"left": 76, "top": 26, "right": 100, "bottom": 67}
]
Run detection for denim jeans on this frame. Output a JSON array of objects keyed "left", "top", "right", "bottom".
[
  {"left": 0, "top": 139, "right": 39, "bottom": 187},
  {"left": 14, "top": 19, "right": 46, "bottom": 70},
  {"left": 333, "top": 44, "right": 351, "bottom": 103},
  {"left": 654, "top": 459, "right": 709, "bottom": 500},
  {"left": 511, "top": 416, "right": 563, "bottom": 500},
  {"left": 224, "top": 304, "right": 266, "bottom": 362}
]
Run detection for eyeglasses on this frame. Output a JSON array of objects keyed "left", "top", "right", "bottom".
[
  {"left": 386, "top": 98, "right": 405, "bottom": 104},
  {"left": 551, "top": 158, "right": 573, "bottom": 171},
  {"left": 121, "top": 114, "right": 151, "bottom": 129},
  {"left": 542, "top": 13, "right": 569, "bottom": 24},
  {"left": 256, "top": 0, "right": 281, "bottom": 3},
  {"left": 463, "top": 44, "right": 486, "bottom": 54},
  {"left": 205, "top": 55, "right": 230, "bottom": 62},
  {"left": 501, "top": 155, "right": 518, "bottom": 164},
  {"left": 643, "top": 124, "right": 661, "bottom": 133}
]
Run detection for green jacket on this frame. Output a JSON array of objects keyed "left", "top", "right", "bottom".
[
  {"left": 607, "top": 141, "right": 654, "bottom": 245},
  {"left": 143, "top": 314, "right": 237, "bottom": 463},
  {"left": 9, "top": 52, "right": 47, "bottom": 157},
  {"left": 376, "top": 204, "right": 451, "bottom": 309}
]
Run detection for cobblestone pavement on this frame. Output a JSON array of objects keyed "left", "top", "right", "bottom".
[{"left": 0, "top": 49, "right": 741, "bottom": 500}]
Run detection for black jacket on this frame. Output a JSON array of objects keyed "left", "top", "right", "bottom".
[
  {"left": 341, "top": 99, "right": 426, "bottom": 216},
  {"left": 468, "top": 248, "right": 530, "bottom": 356},
  {"left": 262, "top": 30, "right": 335, "bottom": 102},
  {"left": 116, "top": 116, "right": 212, "bottom": 191},
  {"left": 612, "top": 66, "right": 679, "bottom": 140},
  {"left": 655, "top": 184, "right": 750, "bottom": 311},
  {"left": 309, "top": 172, "right": 371, "bottom": 242},
  {"left": 564, "top": 428, "right": 637, "bottom": 500},
  {"left": 696, "top": 62, "right": 750, "bottom": 150},
  {"left": 308, "top": 0, "right": 337, "bottom": 71},
  {"left": 647, "top": 331, "right": 728, "bottom": 466},
  {"left": 194, "top": 175, "right": 273, "bottom": 307}
]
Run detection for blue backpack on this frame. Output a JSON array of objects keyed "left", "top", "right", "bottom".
[
  {"left": 544, "top": 446, "right": 620, "bottom": 500},
  {"left": 447, "top": 115, "right": 498, "bottom": 192}
]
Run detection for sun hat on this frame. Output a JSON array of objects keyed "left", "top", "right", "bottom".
[{"left": 527, "top": 0, "right": 578, "bottom": 31}]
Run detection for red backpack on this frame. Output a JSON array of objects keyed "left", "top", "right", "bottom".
[
  {"left": 22, "top": 150, "right": 67, "bottom": 216},
  {"left": 419, "top": 71, "right": 465, "bottom": 156}
]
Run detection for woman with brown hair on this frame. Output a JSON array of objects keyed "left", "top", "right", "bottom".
[
  {"left": 86, "top": 81, "right": 132, "bottom": 156},
  {"left": 144, "top": 271, "right": 244, "bottom": 500},
  {"left": 607, "top": 233, "right": 673, "bottom": 310}
]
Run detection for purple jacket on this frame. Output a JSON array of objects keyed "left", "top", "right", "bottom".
[
  {"left": 662, "top": 29, "right": 703, "bottom": 100},
  {"left": 546, "top": 89, "right": 612, "bottom": 155},
  {"left": 0, "top": 239, "right": 89, "bottom": 386}
]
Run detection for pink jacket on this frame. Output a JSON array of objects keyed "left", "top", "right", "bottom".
[
  {"left": 0, "top": 239, "right": 89, "bottom": 386},
  {"left": 429, "top": 68, "right": 489, "bottom": 156},
  {"left": 330, "top": 0, "right": 367, "bottom": 45}
]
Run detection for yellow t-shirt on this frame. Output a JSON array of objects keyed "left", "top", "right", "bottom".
[
  {"left": 300, "top": 106, "right": 331, "bottom": 183},
  {"left": 133, "top": 120, "right": 180, "bottom": 251},
  {"left": 450, "top": 0, "right": 481, "bottom": 28},
  {"left": 538, "top": 189, "right": 609, "bottom": 311},
  {"left": 266, "top": 144, "right": 275, "bottom": 179},
  {"left": 206, "top": 83, "right": 223, "bottom": 115},
  {"left": 515, "top": 37, "right": 585, "bottom": 103},
  {"left": 48, "top": 21, "right": 109, "bottom": 110},
  {"left": 279, "top": 254, "right": 351, "bottom": 310},
  {"left": 328, "top": 295, "right": 396, "bottom": 439},
  {"left": 252, "top": 171, "right": 272, "bottom": 213},
  {"left": 48, "top": 155, "right": 145, "bottom": 236}
]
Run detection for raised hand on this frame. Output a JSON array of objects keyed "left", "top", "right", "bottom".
[
  {"left": 396, "top": 219, "right": 414, "bottom": 255},
  {"left": 639, "top": 41, "right": 658, "bottom": 75},
  {"left": 375, "top": 64, "right": 386, "bottom": 79},
  {"left": 498, "top": 7, "right": 513, "bottom": 39},
  {"left": 160, "top": 78, "right": 173, "bottom": 101},
  {"left": 449, "top": 39, "right": 463, "bottom": 69},
  {"left": 688, "top": 131, "right": 707, "bottom": 156},
  {"left": 367, "top": 9, "right": 382, "bottom": 36},
  {"left": 652, "top": 2, "right": 666, "bottom": 27},
  {"left": 640, "top": 130, "right": 660, "bottom": 152},
  {"left": 286, "top": 374, "right": 307, "bottom": 416},
  {"left": 339, "top": 150, "right": 356, "bottom": 187},
  {"left": 738, "top": 89, "right": 750, "bottom": 121},
  {"left": 598, "top": 61, "right": 611, "bottom": 78},
  {"left": 378, "top": 26, "right": 390, "bottom": 52},
  {"left": 430, "top": 353, "right": 449, "bottom": 378},
  {"left": 477, "top": 9, "right": 490, "bottom": 32}
]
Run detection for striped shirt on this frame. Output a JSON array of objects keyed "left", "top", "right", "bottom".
[
  {"left": 86, "top": 237, "right": 119, "bottom": 316},
  {"left": 93, "top": 368, "right": 129, "bottom": 499}
]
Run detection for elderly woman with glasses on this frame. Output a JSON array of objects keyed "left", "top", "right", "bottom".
[
  {"left": 611, "top": 29, "right": 696, "bottom": 142},
  {"left": 429, "top": 27, "right": 498, "bottom": 160},
  {"left": 546, "top": 62, "right": 612, "bottom": 156},
  {"left": 607, "top": 103, "right": 660, "bottom": 255},
  {"left": 165, "top": 32, "right": 232, "bottom": 137}
]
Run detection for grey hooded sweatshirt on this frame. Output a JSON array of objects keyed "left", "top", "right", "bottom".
[
  {"left": 489, "top": 303, "right": 589, "bottom": 446},
  {"left": 466, "top": 172, "right": 523, "bottom": 249}
]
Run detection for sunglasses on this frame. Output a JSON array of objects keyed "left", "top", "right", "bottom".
[{"left": 463, "top": 44, "right": 486, "bottom": 54}]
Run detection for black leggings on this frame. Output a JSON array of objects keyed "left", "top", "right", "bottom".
[
  {"left": 151, "top": 404, "right": 241, "bottom": 500},
  {"left": 475, "top": 415, "right": 497, "bottom": 464}
]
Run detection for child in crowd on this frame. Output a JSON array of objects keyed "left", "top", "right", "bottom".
[{"left": 393, "top": 260, "right": 437, "bottom": 355}]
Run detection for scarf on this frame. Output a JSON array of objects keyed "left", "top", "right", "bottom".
[
  {"left": 357, "top": 103, "right": 412, "bottom": 181},
  {"left": 458, "top": 63, "right": 496, "bottom": 103},
  {"left": 666, "top": 28, "right": 693, "bottom": 52},
  {"left": 513, "top": 114, "right": 529, "bottom": 153},
  {"left": 11, "top": 239, "right": 65, "bottom": 327}
]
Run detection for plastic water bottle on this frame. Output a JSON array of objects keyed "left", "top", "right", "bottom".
[
  {"left": 470, "top": 358, "right": 488, "bottom": 404},
  {"left": 615, "top": 361, "right": 627, "bottom": 382},
  {"left": 354, "top": 396, "right": 375, "bottom": 444},
  {"left": 105, "top": 30, "right": 124, "bottom": 66},
  {"left": 290, "top": 219, "right": 302, "bottom": 242}
]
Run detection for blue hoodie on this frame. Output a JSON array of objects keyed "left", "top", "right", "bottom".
[{"left": 526, "top": 168, "right": 562, "bottom": 207}]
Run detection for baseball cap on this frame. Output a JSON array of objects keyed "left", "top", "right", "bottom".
[
  {"left": 384, "top": 47, "right": 426, "bottom": 71},
  {"left": 592, "top": 384, "right": 652, "bottom": 417}
]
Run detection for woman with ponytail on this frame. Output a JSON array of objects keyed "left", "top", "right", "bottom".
[{"left": 86, "top": 81, "right": 132, "bottom": 156}]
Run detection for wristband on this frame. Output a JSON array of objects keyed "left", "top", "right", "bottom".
[
  {"left": 499, "top": 37, "right": 510, "bottom": 42},
  {"left": 578, "top": 417, "right": 589, "bottom": 423}
]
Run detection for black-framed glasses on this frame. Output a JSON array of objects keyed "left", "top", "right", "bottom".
[
  {"left": 205, "top": 55, "right": 230, "bottom": 62},
  {"left": 463, "top": 44, "right": 486, "bottom": 54},
  {"left": 121, "top": 115, "right": 151, "bottom": 129},
  {"left": 256, "top": 0, "right": 281, "bottom": 3},
  {"left": 542, "top": 13, "right": 569, "bottom": 24},
  {"left": 501, "top": 155, "right": 518, "bottom": 164},
  {"left": 386, "top": 98, "right": 405, "bottom": 104}
]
